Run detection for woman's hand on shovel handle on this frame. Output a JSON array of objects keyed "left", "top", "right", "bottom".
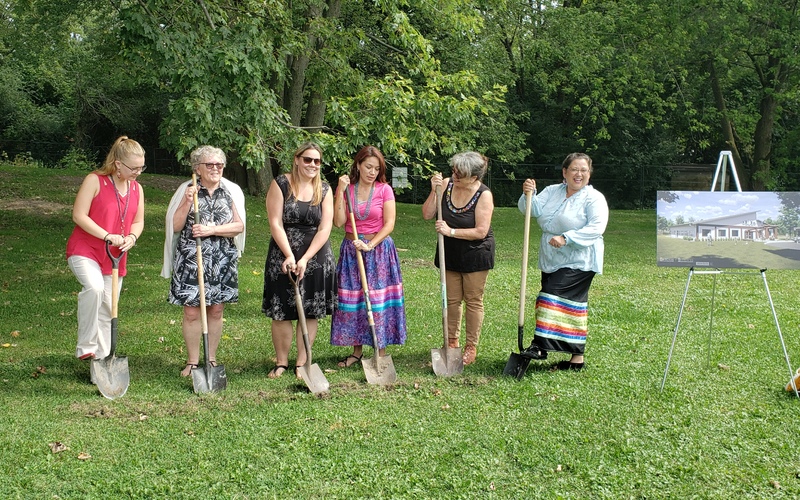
[{"left": 281, "top": 255, "right": 296, "bottom": 275}]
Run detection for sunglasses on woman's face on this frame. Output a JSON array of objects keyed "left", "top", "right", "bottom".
[{"left": 298, "top": 155, "right": 321, "bottom": 166}]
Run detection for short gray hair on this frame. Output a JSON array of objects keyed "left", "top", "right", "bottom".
[
  {"left": 450, "top": 151, "right": 488, "bottom": 181},
  {"left": 190, "top": 145, "right": 226, "bottom": 172}
]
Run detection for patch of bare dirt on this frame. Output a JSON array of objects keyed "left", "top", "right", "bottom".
[{"left": 0, "top": 198, "right": 70, "bottom": 214}]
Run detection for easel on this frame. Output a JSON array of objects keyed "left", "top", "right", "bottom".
[{"left": 660, "top": 151, "right": 798, "bottom": 397}]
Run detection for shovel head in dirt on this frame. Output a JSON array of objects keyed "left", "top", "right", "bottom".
[
  {"left": 503, "top": 325, "right": 532, "bottom": 380},
  {"left": 191, "top": 363, "right": 227, "bottom": 394},
  {"left": 362, "top": 354, "right": 397, "bottom": 385},
  {"left": 297, "top": 363, "right": 329, "bottom": 395},
  {"left": 503, "top": 353, "right": 531, "bottom": 381},
  {"left": 93, "top": 348, "right": 129, "bottom": 400},
  {"left": 431, "top": 347, "right": 464, "bottom": 377}
]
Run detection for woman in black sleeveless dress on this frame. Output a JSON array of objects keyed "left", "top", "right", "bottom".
[{"left": 262, "top": 142, "right": 335, "bottom": 378}]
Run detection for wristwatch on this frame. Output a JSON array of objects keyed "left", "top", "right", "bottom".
[{"left": 450, "top": 228, "right": 456, "bottom": 237}]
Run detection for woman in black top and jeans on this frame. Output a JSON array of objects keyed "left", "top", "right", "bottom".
[{"left": 422, "top": 152, "right": 495, "bottom": 366}]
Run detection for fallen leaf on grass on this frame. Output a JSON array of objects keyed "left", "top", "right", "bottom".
[
  {"left": 251, "top": 270, "right": 261, "bottom": 276},
  {"left": 31, "top": 366, "right": 46, "bottom": 378},
  {"left": 441, "top": 404, "right": 450, "bottom": 410},
  {"left": 48, "top": 442, "right": 69, "bottom": 453},
  {"left": 169, "top": 320, "right": 176, "bottom": 325},
  {"left": 77, "top": 452, "right": 91, "bottom": 460},
  {"left": 556, "top": 464, "right": 563, "bottom": 472},
  {"left": 489, "top": 482, "right": 495, "bottom": 491},
  {"left": 138, "top": 414, "right": 148, "bottom": 421},
  {"left": 748, "top": 324, "right": 755, "bottom": 329},
  {"left": 10, "top": 330, "right": 19, "bottom": 337},
  {"left": 771, "top": 480, "right": 781, "bottom": 489},
  {"left": 717, "top": 363, "right": 730, "bottom": 371},
  {"left": 157, "top": 337, "right": 165, "bottom": 343},
  {"left": 324, "top": 368, "right": 336, "bottom": 373}
]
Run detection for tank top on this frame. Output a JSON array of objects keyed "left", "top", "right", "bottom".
[
  {"left": 66, "top": 173, "right": 141, "bottom": 276},
  {"left": 434, "top": 180, "right": 495, "bottom": 273}
]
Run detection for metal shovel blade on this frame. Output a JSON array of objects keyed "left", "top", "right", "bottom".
[
  {"left": 503, "top": 352, "right": 531, "bottom": 381},
  {"left": 297, "top": 363, "right": 329, "bottom": 395},
  {"left": 191, "top": 364, "right": 227, "bottom": 394},
  {"left": 362, "top": 354, "right": 397, "bottom": 385},
  {"left": 431, "top": 347, "right": 464, "bottom": 377},
  {"left": 93, "top": 356, "right": 130, "bottom": 400}
]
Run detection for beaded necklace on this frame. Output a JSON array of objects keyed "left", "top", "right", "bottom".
[
  {"left": 112, "top": 177, "right": 131, "bottom": 235},
  {"left": 445, "top": 180, "right": 481, "bottom": 214},
  {"left": 353, "top": 182, "right": 375, "bottom": 221}
]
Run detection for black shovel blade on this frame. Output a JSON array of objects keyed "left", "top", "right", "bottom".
[
  {"left": 503, "top": 352, "right": 531, "bottom": 380},
  {"left": 191, "top": 364, "right": 227, "bottom": 394},
  {"left": 363, "top": 354, "right": 397, "bottom": 385},
  {"left": 92, "top": 356, "right": 130, "bottom": 400},
  {"left": 297, "top": 363, "right": 329, "bottom": 394},
  {"left": 431, "top": 347, "right": 464, "bottom": 377}
]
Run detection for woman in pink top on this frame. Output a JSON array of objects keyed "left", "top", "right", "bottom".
[
  {"left": 66, "top": 136, "right": 145, "bottom": 375},
  {"left": 331, "top": 145, "right": 407, "bottom": 368}
]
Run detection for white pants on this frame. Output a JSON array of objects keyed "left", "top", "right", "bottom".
[{"left": 68, "top": 256, "right": 123, "bottom": 359}]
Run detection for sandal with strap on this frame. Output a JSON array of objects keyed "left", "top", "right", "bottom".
[
  {"left": 180, "top": 363, "right": 199, "bottom": 377},
  {"left": 268, "top": 365, "right": 289, "bottom": 379},
  {"left": 337, "top": 354, "right": 362, "bottom": 368}
]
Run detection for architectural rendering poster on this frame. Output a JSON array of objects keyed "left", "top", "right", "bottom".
[{"left": 657, "top": 191, "right": 800, "bottom": 269}]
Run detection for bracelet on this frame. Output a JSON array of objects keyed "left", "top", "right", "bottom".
[
  {"left": 104, "top": 233, "right": 110, "bottom": 241},
  {"left": 130, "top": 234, "right": 138, "bottom": 243},
  {"left": 450, "top": 228, "right": 456, "bottom": 237}
]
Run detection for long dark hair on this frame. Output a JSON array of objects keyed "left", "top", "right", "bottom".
[{"left": 348, "top": 145, "right": 387, "bottom": 184}]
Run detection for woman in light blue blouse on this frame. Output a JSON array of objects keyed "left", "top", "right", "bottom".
[{"left": 517, "top": 153, "right": 608, "bottom": 371}]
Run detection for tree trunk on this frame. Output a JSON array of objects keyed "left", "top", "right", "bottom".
[
  {"left": 707, "top": 58, "right": 749, "bottom": 189},
  {"left": 751, "top": 93, "right": 777, "bottom": 191}
]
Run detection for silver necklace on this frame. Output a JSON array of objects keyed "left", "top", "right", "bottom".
[{"left": 354, "top": 182, "right": 374, "bottom": 221}]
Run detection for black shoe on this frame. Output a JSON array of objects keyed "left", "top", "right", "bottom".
[
  {"left": 520, "top": 344, "right": 547, "bottom": 360},
  {"left": 554, "top": 360, "right": 584, "bottom": 371}
]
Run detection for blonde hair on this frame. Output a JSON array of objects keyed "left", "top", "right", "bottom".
[
  {"left": 97, "top": 136, "right": 145, "bottom": 176},
  {"left": 290, "top": 142, "right": 324, "bottom": 205}
]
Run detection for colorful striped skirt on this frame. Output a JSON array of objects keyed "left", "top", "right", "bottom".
[
  {"left": 532, "top": 268, "right": 596, "bottom": 355},
  {"left": 331, "top": 236, "right": 407, "bottom": 348}
]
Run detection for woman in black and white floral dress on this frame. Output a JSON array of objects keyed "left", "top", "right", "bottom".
[
  {"left": 163, "top": 145, "right": 245, "bottom": 377},
  {"left": 262, "top": 142, "right": 335, "bottom": 378}
]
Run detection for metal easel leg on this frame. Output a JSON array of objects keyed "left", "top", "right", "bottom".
[
  {"left": 707, "top": 272, "right": 718, "bottom": 368},
  {"left": 760, "top": 270, "right": 799, "bottom": 399},
  {"left": 661, "top": 268, "right": 694, "bottom": 391}
]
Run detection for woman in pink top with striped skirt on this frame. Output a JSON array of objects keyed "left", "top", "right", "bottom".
[{"left": 331, "top": 146, "right": 407, "bottom": 368}]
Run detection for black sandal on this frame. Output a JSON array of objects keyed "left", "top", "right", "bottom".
[
  {"left": 337, "top": 354, "right": 362, "bottom": 368},
  {"left": 520, "top": 344, "right": 548, "bottom": 360},
  {"left": 268, "top": 365, "right": 289, "bottom": 379}
]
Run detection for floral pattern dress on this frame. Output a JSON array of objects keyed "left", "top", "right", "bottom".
[
  {"left": 262, "top": 174, "right": 335, "bottom": 320},
  {"left": 169, "top": 182, "right": 239, "bottom": 306}
]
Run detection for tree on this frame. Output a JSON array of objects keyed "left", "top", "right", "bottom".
[{"left": 118, "top": 0, "right": 525, "bottom": 194}]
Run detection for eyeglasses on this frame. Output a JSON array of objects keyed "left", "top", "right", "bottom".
[
  {"left": 198, "top": 162, "right": 225, "bottom": 170},
  {"left": 119, "top": 160, "right": 147, "bottom": 174},
  {"left": 298, "top": 155, "right": 321, "bottom": 166},
  {"left": 567, "top": 168, "right": 590, "bottom": 174}
]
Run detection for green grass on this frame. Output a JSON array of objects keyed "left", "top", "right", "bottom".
[{"left": 2, "top": 164, "right": 800, "bottom": 498}]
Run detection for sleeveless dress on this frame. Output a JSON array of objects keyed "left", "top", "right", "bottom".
[
  {"left": 262, "top": 175, "right": 335, "bottom": 320},
  {"left": 169, "top": 181, "right": 240, "bottom": 307}
]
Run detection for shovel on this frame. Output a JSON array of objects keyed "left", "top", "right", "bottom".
[
  {"left": 92, "top": 241, "right": 130, "bottom": 400},
  {"left": 431, "top": 184, "right": 463, "bottom": 377},
  {"left": 190, "top": 174, "right": 228, "bottom": 394},
  {"left": 289, "top": 272, "right": 330, "bottom": 394},
  {"left": 344, "top": 188, "right": 397, "bottom": 385},
  {"left": 504, "top": 190, "right": 533, "bottom": 380}
]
